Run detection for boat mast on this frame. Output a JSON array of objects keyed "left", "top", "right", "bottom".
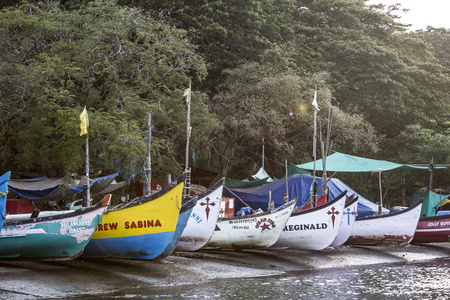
[
  {"left": 143, "top": 113, "right": 152, "bottom": 196},
  {"left": 184, "top": 82, "right": 192, "bottom": 198},
  {"left": 312, "top": 86, "right": 319, "bottom": 206},
  {"left": 262, "top": 138, "right": 265, "bottom": 171}
]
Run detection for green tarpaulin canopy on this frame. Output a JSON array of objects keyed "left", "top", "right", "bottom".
[
  {"left": 410, "top": 190, "right": 450, "bottom": 217},
  {"left": 295, "top": 152, "right": 441, "bottom": 173}
]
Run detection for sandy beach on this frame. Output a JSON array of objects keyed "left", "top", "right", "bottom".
[{"left": 0, "top": 243, "right": 448, "bottom": 299}]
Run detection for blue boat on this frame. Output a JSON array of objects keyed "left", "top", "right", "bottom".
[
  {"left": 156, "top": 196, "right": 197, "bottom": 259},
  {"left": 0, "top": 171, "right": 11, "bottom": 234}
]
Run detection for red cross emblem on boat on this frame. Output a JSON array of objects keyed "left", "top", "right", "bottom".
[
  {"left": 200, "top": 197, "right": 216, "bottom": 221},
  {"left": 327, "top": 206, "right": 340, "bottom": 228}
]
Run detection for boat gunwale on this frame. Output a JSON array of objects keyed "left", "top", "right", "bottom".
[
  {"left": 217, "top": 198, "right": 297, "bottom": 222},
  {"left": 196, "top": 177, "right": 225, "bottom": 200},
  {"left": 345, "top": 194, "right": 358, "bottom": 207},
  {"left": 108, "top": 172, "right": 186, "bottom": 211},
  {"left": 2, "top": 205, "right": 105, "bottom": 227},
  {"left": 290, "top": 190, "right": 347, "bottom": 217},
  {"left": 355, "top": 199, "right": 423, "bottom": 221},
  {"left": 417, "top": 213, "right": 450, "bottom": 222}
]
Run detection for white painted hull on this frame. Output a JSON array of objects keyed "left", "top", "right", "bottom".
[
  {"left": 175, "top": 179, "right": 224, "bottom": 251},
  {"left": 330, "top": 195, "right": 359, "bottom": 247},
  {"left": 271, "top": 191, "right": 347, "bottom": 250},
  {"left": 202, "top": 200, "right": 296, "bottom": 250},
  {"left": 346, "top": 201, "right": 423, "bottom": 246}
]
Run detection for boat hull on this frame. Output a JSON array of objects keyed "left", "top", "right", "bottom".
[
  {"left": 156, "top": 197, "right": 197, "bottom": 259},
  {"left": 0, "top": 205, "right": 106, "bottom": 260},
  {"left": 175, "top": 179, "right": 224, "bottom": 252},
  {"left": 346, "top": 201, "right": 423, "bottom": 246},
  {"left": 0, "top": 171, "right": 11, "bottom": 234},
  {"left": 82, "top": 174, "right": 185, "bottom": 260},
  {"left": 412, "top": 214, "right": 450, "bottom": 243},
  {"left": 203, "top": 200, "right": 296, "bottom": 250},
  {"left": 271, "top": 191, "right": 347, "bottom": 250},
  {"left": 330, "top": 195, "right": 359, "bottom": 247}
]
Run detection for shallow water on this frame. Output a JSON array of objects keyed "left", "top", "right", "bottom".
[{"left": 89, "top": 258, "right": 450, "bottom": 300}]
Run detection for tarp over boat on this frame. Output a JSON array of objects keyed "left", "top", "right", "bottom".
[
  {"left": 224, "top": 164, "right": 309, "bottom": 189},
  {"left": 295, "top": 152, "right": 442, "bottom": 173},
  {"left": 8, "top": 172, "right": 126, "bottom": 201},
  {"left": 224, "top": 174, "right": 388, "bottom": 218},
  {"left": 410, "top": 189, "right": 450, "bottom": 217}
]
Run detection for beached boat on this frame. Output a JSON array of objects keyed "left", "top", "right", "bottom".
[
  {"left": 81, "top": 173, "right": 185, "bottom": 259},
  {"left": 412, "top": 213, "right": 450, "bottom": 244},
  {"left": 0, "top": 195, "right": 109, "bottom": 260},
  {"left": 202, "top": 199, "right": 297, "bottom": 250},
  {"left": 345, "top": 200, "right": 423, "bottom": 246},
  {"left": 0, "top": 171, "right": 11, "bottom": 234},
  {"left": 271, "top": 191, "right": 347, "bottom": 250},
  {"left": 330, "top": 194, "right": 358, "bottom": 247},
  {"left": 155, "top": 196, "right": 197, "bottom": 259},
  {"left": 175, "top": 178, "right": 225, "bottom": 252}
]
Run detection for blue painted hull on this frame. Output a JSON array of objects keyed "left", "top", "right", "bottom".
[
  {"left": 156, "top": 198, "right": 197, "bottom": 259},
  {"left": 0, "top": 172, "right": 12, "bottom": 234},
  {"left": 82, "top": 231, "right": 176, "bottom": 259}
]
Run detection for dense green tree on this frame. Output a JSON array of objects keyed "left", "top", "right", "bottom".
[{"left": 0, "top": 0, "right": 218, "bottom": 180}]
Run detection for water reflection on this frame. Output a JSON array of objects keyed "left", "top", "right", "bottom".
[{"left": 96, "top": 259, "right": 449, "bottom": 299}]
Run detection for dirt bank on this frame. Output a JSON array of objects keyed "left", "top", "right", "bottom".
[{"left": 0, "top": 243, "right": 448, "bottom": 299}]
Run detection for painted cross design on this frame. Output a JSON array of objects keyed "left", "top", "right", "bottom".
[
  {"left": 200, "top": 197, "right": 216, "bottom": 221},
  {"left": 343, "top": 207, "right": 355, "bottom": 225},
  {"left": 327, "top": 206, "right": 340, "bottom": 228}
]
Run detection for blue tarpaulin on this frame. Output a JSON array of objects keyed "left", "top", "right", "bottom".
[{"left": 224, "top": 174, "right": 388, "bottom": 218}]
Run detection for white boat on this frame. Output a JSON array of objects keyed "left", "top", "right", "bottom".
[
  {"left": 202, "top": 199, "right": 296, "bottom": 250},
  {"left": 271, "top": 191, "right": 347, "bottom": 250},
  {"left": 330, "top": 195, "right": 358, "bottom": 247},
  {"left": 345, "top": 200, "right": 423, "bottom": 246},
  {"left": 175, "top": 178, "right": 225, "bottom": 252}
]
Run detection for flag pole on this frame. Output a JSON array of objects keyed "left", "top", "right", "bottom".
[
  {"left": 80, "top": 106, "right": 90, "bottom": 208},
  {"left": 85, "top": 132, "right": 90, "bottom": 207}
]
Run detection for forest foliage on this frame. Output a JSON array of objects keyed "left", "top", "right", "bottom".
[{"left": 1, "top": 0, "right": 449, "bottom": 205}]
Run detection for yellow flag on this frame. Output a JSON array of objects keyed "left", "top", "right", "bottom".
[{"left": 80, "top": 106, "right": 89, "bottom": 136}]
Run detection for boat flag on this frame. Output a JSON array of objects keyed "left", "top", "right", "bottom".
[
  {"left": 80, "top": 106, "right": 89, "bottom": 136},
  {"left": 312, "top": 87, "right": 319, "bottom": 111}
]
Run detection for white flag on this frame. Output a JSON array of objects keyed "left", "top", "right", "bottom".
[{"left": 312, "top": 88, "right": 319, "bottom": 111}]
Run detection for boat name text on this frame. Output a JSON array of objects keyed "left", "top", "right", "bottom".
[
  {"left": 96, "top": 219, "right": 162, "bottom": 231},
  {"left": 283, "top": 223, "right": 327, "bottom": 231}
]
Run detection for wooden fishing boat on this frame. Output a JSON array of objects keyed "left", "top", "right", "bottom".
[
  {"left": 0, "top": 195, "right": 109, "bottom": 260},
  {"left": 202, "top": 199, "right": 297, "bottom": 250},
  {"left": 175, "top": 178, "right": 225, "bottom": 252},
  {"left": 0, "top": 171, "right": 11, "bottom": 234},
  {"left": 330, "top": 195, "right": 359, "bottom": 247},
  {"left": 271, "top": 191, "right": 347, "bottom": 250},
  {"left": 345, "top": 200, "right": 423, "bottom": 246},
  {"left": 411, "top": 213, "right": 450, "bottom": 244},
  {"left": 155, "top": 196, "right": 197, "bottom": 259},
  {"left": 81, "top": 173, "right": 185, "bottom": 259}
]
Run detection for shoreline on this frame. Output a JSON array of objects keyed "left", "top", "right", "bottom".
[{"left": 0, "top": 243, "right": 448, "bottom": 299}]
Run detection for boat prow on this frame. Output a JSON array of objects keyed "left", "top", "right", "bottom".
[
  {"left": 202, "top": 199, "right": 297, "bottom": 250},
  {"left": 270, "top": 191, "right": 347, "bottom": 250},
  {"left": 346, "top": 200, "right": 423, "bottom": 246}
]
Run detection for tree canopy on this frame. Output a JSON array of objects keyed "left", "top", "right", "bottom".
[{"left": 1, "top": 0, "right": 449, "bottom": 204}]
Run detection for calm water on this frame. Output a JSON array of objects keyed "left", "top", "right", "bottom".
[{"left": 91, "top": 258, "right": 450, "bottom": 300}]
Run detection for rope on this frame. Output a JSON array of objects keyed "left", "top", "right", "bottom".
[{"left": 224, "top": 186, "right": 256, "bottom": 214}]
